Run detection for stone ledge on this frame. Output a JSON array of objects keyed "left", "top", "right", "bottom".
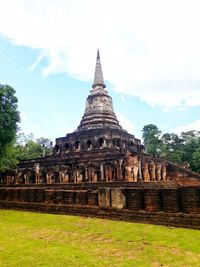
[{"left": 0, "top": 201, "right": 200, "bottom": 230}]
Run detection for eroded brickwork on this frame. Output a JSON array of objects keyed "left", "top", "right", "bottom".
[
  {"left": 0, "top": 50, "right": 200, "bottom": 229},
  {"left": 0, "top": 184, "right": 200, "bottom": 228}
]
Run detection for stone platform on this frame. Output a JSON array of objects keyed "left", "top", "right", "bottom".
[{"left": 0, "top": 182, "right": 200, "bottom": 229}]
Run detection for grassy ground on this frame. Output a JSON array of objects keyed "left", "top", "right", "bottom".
[{"left": 0, "top": 210, "right": 199, "bottom": 267}]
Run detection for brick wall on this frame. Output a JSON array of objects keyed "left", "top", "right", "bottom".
[{"left": 0, "top": 185, "right": 200, "bottom": 229}]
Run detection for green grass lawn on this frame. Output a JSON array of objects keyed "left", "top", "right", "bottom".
[{"left": 0, "top": 210, "right": 199, "bottom": 267}]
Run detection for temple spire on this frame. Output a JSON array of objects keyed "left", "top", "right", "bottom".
[
  {"left": 92, "top": 49, "right": 106, "bottom": 89},
  {"left": 77, "top": 49, "right": 122, "bottom": 131}
]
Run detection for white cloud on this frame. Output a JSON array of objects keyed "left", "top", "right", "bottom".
[
  {"left": 116, "top": 112, "right": 135, "bottom": 134},
  {"left": 1, "top": 0, "right": 200, "bottom": 109},
  {"left": 173, "top": 120, "right": 200, "bottom": 133},
  {"left": 19, "top": 110, "right": 78, "bottom": 140},
  {"left": 120, "top": 95, "right": 126, "bottom": 103}
]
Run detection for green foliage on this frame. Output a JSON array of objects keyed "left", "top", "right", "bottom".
[
  {"left": 36, "top": 137, "right": 53, "bottom": 156},
  {"left": 0, "top": 210, "right": 200, "bottom": 267},
  {"left": 142, "top": 124, "right": 200, "bottom": 172},
  {"left": 14, "top": 132, "right": 53, "bottom": 160},
  {"left": 161, "top": 133, "right": 184, "bottom": 163},
  {"left": 14, "top": 140, "right": 44, "bottom": 160},
  {"left": 181, "top": 131, "right": 200, "bottom": 172},
  {"left": 142, "top": 124, "right": 162, "bottom": 156},
  {"left": 0, "top": 143, "right": 19, "bottom": 170},
  {"left": 0, "top": 84, "right": 20, "bottom": 170},
  {"left": 0, "top": 84, "right": 53, "bottom": 169},
  {"left": 192, "top": 147, "right": 200, "bottom": 172},
  {"left": 0, "top": 130, "right": 53, "bottom": 169}
]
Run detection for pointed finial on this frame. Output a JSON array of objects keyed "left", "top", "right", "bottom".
[
  {"left": 97, "top": 49, "right": 100, "bottom": 60},
  {"left": 92, "top": 49, "right": 106, "bottom": 89}
]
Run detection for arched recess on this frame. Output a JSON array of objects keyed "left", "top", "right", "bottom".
[
  {"left": 28, "top": 172, "right": 36, "bottom": 184},
  {"left": 39, "top": 172, "right": 47, "bottom": 183},
  {"left": 99, "top": 137, "right": 106, "bottom": 148},
  {"left": 51, "top": 172, "right": 60, "bottom": 183},
  {"left": 0, "top": 174, "right": 5, "bottom": 184},
  {"left": 112, "top": 138, "right": 121, "bottom": 148},
  {"left": 87, "top": 140, "right": 92, "bottom": 150},
  {"left": 75, "top": 141, "right": 80, "bottom": 151},
  {"left": 64, "top": 143, "right": 69, "bottom": 153},
  {"left": 18, "top": 173, "right": 25, "bottom": 184},
  {"left": 129, "top": 140, "right": 134, "bottom": 147},
  {"left": 55, "top": 145, "right": 60, "bottom": 154},
  {"left": 116, "top": 138, "right": 121, "bottom": 148}
]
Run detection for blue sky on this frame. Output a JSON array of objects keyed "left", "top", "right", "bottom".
[{"left": 0, "top": 0, "right": 200, "bottom": 143}]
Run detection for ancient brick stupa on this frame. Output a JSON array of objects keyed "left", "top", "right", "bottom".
[
  {"left": 51, "top": 49, "right": 145, "bottom": 184},
  {"left": 1, "top": 50, "right": 200, "bottom": 229},
  {"left": 1, "top": 50, "right": 194, "bottom": 185}
]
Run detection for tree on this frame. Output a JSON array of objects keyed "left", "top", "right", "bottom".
[
  {"left": 192, "top": 147, "right": 200, "bottom": 172},
  {"left": 14, "top": 133, "right": 53, "bottom": 160},
  {"left": 36, "top": 137, "right": 53, "bottom": 156},
  {"left": 161, "top": 133, "right": 184, "bottom": 163},
  {"left": 142, "top": 124, "right": 162, "bottom": 156},
  {"left": 141, "top": 124, "right": 200, "bottom": 173},
  {"left": 0, "top": 84, "right": 20, "bottom": 170},
  {"left": 180, "top": 131, "right": 200, "bottom": 171}
]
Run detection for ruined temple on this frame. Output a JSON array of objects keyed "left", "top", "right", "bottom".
[
  {"left": 1, "top": 50, "right": 171, "bottom": 185},
  {"left": 0, "top": 50, "right": 200, "bottom": 229}
]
